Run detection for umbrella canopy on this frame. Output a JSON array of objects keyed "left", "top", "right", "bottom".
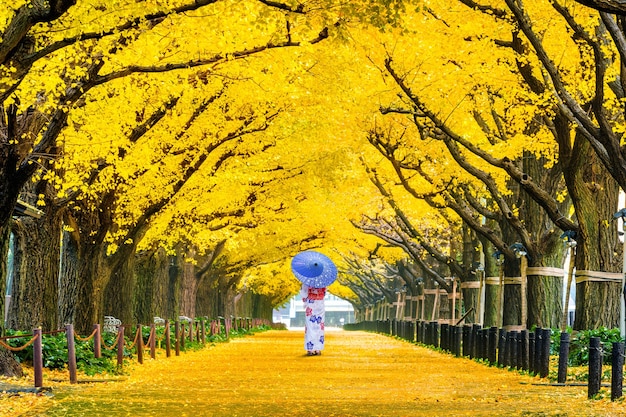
[{"left": 291, "top": 250, "right": 337, "bottom": 288}]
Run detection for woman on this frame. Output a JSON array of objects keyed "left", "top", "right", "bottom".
[{"left": 300, "top": 283, "right": 326, "bottom": 356}]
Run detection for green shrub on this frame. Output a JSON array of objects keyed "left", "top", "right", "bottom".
[
  {"left": 569, "top": 327, "right": 622, "bottom": 366},
  {"left": 5, "top": 329, "right": 118, "bottom": 375}
]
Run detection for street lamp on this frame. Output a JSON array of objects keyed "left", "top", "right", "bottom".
[
  {"left": 493, "top": 251, "right": 505, "bottom": 328},
  {"left": 474, "top": 262, "right": 485, "bottom": 326},
  {"left": 613, "top": 209, "right": 626, "bottom": 338},
  {"left": 560, "top": 230, "right": 577, "bottom": 331},
  {"left": 510, "top": 243, "right": 528, "bottom": 329}
]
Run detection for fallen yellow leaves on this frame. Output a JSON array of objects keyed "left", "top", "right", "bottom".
[{"left": 3, "top": 330, "right": 626, "bottom": 416}]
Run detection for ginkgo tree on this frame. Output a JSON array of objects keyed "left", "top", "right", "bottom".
[
  {"left": 1, "top": 0, "right": 418, "bottom": 340},
  {"left": 354, "top": 0, "right": 625, "bottom": 331}
]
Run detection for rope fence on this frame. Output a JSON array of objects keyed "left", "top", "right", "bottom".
[{"left": 0, "top": 316, "right": 271, "bottom": 388}]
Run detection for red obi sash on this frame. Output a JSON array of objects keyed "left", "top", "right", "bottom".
[{"left": 307, "top": 287, "right": 326, "bottom": 300}]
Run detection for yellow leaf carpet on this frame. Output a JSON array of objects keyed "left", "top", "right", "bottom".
[{"left": 9, "top": 329, "right": 626, "bottom": 416}]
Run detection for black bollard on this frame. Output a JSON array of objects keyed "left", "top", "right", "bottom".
[
  {"left": 515, "top": 331, "right": 522, "bottom": 368},
  {"left": 540, "top": 328, "right": 551, "bottom": 378},
  {"left": 488, "top": 327, "right": 498, "bottom": 364},
  {"left": 481, "top": 329, "right": 489, "bottom": 360},
  {"left": 557, "top": 332, "right": 570, "bottom": 384},
  {"left": 514, "top": 331, "right": 521, "bottom": 369},
  {"left": 471, "top": 324, "right": 482, "bottom": 359},
  {"left": 520, "top": 330, "right": 529, "bottom": 371},
  {"left": 612, "top": 342, "right": 624, "bottom": 401},
  {"left": 454, "top": 326, "right": 463, "bottom": 357},
  {"left": 507, "top": 331, "right": 518, "bottom": 368},
  {"left": 533, "top": 328, "right": 543, "bottom": 375},
  {"left": 463, "top": 325, "right": 471, "bottom": 356},
  {"left": 529, "top": 332, "right": 535, "bottom": 373},
  {"left": 588, "top": 337, "right": 602, "bottom": 398},
  {"left": 497, "top": 328, "right": 506, "bottom": 367},
  {"left": 441, "top": 323, "right": 449, "bottom": 351},
  {"left": 431, "top": 321, "right": 440, "bottom": 348}
]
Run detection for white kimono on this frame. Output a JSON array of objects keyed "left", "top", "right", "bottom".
[{"left": 300, "top": 284, "right": 326, "bottom": 352}]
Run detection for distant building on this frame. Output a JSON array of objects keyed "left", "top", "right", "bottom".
[{"left": 273, "top": 293, "right": 355, "bottom": 328}]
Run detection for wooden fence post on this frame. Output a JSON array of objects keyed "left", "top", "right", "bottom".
[
  {"left": 94, "top": 324, "right": 101, "bottom": 359},
  {"left": 117, "top": 325, "right": 125, "bottom": 368},
  {"left": 165, "top": 320, "right": 171, "bottom": 358},
  {"left": 175, "top": 321, "right": 180, "bottom": 356},
  {"left": 66, "top": 324, "right": 77, "bottom": 384},
  {"left": 200, "top": 318, "right": 206, "bottom": 344},
  {"left": 150, "top": 323, "right": 156, "bottom": 360},
  {"left": 136, "top": 325, "right": 144, "bottom": 365},
  {"left": 180, "top": 322, "right": 185, "bottom": 351},
  {"left": 33, "top": 328, "right": 43, "bottom": 388}
]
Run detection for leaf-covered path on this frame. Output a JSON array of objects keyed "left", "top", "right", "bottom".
[{"left": 21, "top": 330, "right": 626, "bottom": 416}]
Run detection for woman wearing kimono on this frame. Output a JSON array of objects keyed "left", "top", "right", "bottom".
[{"left": 300, "top": 283, "right": 326, "bottom": 356}]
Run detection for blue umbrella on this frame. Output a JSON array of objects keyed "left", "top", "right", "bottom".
[{"left": 291, "top": 250, "right": 337, "bottom": 288}]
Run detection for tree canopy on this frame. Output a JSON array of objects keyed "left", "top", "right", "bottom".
[{"left": 3, "top": 0, "right": 626, "bottom": 334}]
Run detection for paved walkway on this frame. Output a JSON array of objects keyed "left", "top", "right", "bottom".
[{"left": 22, "top": 329, "right": 626, "bottom": 416}]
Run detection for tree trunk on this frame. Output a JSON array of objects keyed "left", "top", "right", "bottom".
[
  {"left": 134, "top": 248, "right": 170, "bottom": 324},
  {"left": 195, "top": 272, "right": 218, "bottom": 318},
  {"left": 0, "top": 349, "right": 22, "bottom": 377},
  {"left": 563, "top": 136, "right": 621, "bottom": 330},
  {"left": 7, "top": 208, "right": 61, "bottom": 332},
  {"left": 0, "top": 224, "right": 9, "bottom": 334},
  {"left": 502, "top": 256, "right": 522, "bottom": 327},
  {"left": 58, "top": 230, "right": 79, "bottom": 328},
  {"left": 521, "top": 152, "right": 566, "bottom": 329},
  {"left": 250, "top": 293, "right": 273, "bottom": 321},
  {"left": 461, "top": 287, "right": 479, "bottom": 324},
  {"left": 484, "top": 282, "right": 500, "bottom": 327},
  {"left": 461, "top": 224, "right": 480, "bottom": 323},
  {"left": 73, "top": 243, "right": 110, "bottom": 334},
  {"left": 166, "top": 254, "right": 182, "bottom": 320},
  {"left": 527, "top": 273, "right": 562, "bottom": 328},
  {"left": 180, "top": 260, "right": 199, "bottom": 319},
  {"left": 234, "top": 291, "right": 254, "bottom": 318},
  {"left": 104, "top": 252, "right": 137, "bottom": 326}
]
